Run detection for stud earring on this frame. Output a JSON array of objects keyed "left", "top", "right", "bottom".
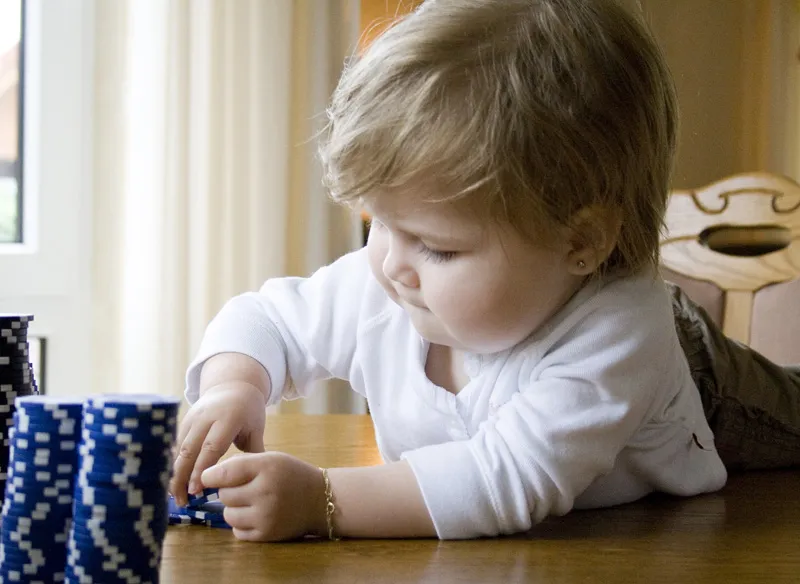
[{"left": 577, "top": 260, "right": 587, "bottom": 269}]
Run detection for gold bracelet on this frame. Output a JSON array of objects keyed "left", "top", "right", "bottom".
[{"left": 321, "top": 468, "right": 340, "bottom": 541}]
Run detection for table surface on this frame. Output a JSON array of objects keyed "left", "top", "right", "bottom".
[{"left": 161, "top": 415, "right": 800, "bottom": 584}]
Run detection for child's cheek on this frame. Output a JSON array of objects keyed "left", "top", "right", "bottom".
[{"left": 366, "top": 229, "right": 395, "bottom": 295}]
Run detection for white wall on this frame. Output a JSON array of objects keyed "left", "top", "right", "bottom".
[{"left": 640, "top": 0, "right": 799, "bottom": 187}]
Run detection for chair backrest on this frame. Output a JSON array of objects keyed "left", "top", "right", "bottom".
[{"left": 660, "top": 172, "right": 800, "bottom": 365}]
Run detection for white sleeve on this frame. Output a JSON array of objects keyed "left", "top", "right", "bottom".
[
  {"left": 184, "top": 248, "right": 372, "bottom": 405},
  {"left": 401, "top": 305, "right": 672, "bottom": 539}
]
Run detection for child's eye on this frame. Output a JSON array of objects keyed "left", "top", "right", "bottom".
[{"left": 419, "top": 243, "right": 457, "bottom": 263}]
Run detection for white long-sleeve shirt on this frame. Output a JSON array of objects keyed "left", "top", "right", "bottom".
[{"left": 185, "top": 248, "right": 727, "bottom": 539}]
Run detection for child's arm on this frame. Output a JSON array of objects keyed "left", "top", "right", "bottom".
[
  {"left": 173, "top": 248, "right": 377, "bottom": 505},
  {"left": 325, "top": 463, "right": 436, "bottom": 538},
  {"left": 170, "top": 352, "right": 271, "bottom": 506},
  {"left": 201, "top": 453, "right": 436, "bottom": 540}
]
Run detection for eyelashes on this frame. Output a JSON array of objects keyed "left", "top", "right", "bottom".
[
  {"left": 371, "top": 219, "right": 457, "bottom": 263},
  {"left": 418, "top": 244, "right": 457, "bottom": 263}
]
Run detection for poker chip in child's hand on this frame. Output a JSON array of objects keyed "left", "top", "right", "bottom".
[{"left": 168, "top": 493, "right": 230, "bottom": 529}]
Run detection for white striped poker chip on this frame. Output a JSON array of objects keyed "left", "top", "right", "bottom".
[
  {"left": 0, "top": 314, "right": 32, "bottom": 321},
  {"left": 65, "top": 396, "right": 178, "bottom": 582},
  {"left": 14, "top": 396, "right": 83, "bottom": 409},
  {"left": 85, "top": 393, "right": 180, "bottom": 412},
  {"left": 0, "top": 397, "right": 81, "bottom": 583}
]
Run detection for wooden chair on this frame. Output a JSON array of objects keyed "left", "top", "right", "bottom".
[{"left": 660, "top": 172, "right": 800, "bottom": 365}]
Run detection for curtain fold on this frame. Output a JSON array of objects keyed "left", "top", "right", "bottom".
[{"left": 92, "top": 0, "right": 365, "bottom": 415}]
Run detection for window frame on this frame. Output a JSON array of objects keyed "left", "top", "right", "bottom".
[
  {"left": 0, "top": 0, "right": 95, "bottom": 397},
  {"left": 0, "top": 0, "right": 24, "bottom": 243}
]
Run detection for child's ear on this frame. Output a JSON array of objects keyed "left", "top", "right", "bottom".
[{"left": 564, "top": 205, "right": 622, "bottom": 275}]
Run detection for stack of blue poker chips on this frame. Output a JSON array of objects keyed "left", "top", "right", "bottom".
[
  {"left": 0, "top": 396, "right": 83, "bottom": 583},
  {"left": 0, "top": 315, "right": 40, "bottom": 496},
  {"left": 66, "top": 395, "right": 179, "bottom": 584}
]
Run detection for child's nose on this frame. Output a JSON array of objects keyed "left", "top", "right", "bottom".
[{"left": 383, "top": 248, "right": 420, "bottom": 289}]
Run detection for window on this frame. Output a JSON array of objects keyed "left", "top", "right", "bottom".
[
  {"left": 0, "top": 0, "right": 23, "bottom": 244},
  {"left": 0, "top": 1, "right": 93, "bottom": 397}
]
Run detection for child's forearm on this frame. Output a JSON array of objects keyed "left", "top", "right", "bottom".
[
  {"left": 324, "top": 461, "right": 436, "bottom": 538},
  {"left": 199, "top": 352, "right": 272, "bottom": 403}
]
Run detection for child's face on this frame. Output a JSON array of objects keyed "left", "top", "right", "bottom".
[{"left": 365, "top": 192, "right": 586, "bottom": 354}]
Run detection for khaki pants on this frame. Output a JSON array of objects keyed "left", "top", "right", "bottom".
[{"left": 670, "top": 284, "right": 800, "bottom": 471}]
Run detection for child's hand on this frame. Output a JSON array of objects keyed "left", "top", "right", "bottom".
[
  {"left": 171, "top": 382, "right": 266, "bottom": 507},
  {"left": 201, "top": 452, "right": 327, "bottom": 542}
]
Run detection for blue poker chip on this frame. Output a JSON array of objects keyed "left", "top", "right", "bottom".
[
  {"left": 79, "top": 425, "right": 178, "bottom": 444},
  {"left": 78, "top": 461, "right": 172, "bottom": 480},
  {"left": 77, "top": 460, "right": 172, "bottom": 480},
  {"left": 72, "top": 484, "right": 169, "bottom": 507},
  {"left": 0, "top": 314, "right": 33, "bottom": 323},
  {"left": 72, "top": 504, "right": 168, "bottom": 523},
  {"left": 0, "top": 536, "right": 56, "bottom": 556},
  {"left": 77, "top": 511, "right": 168, "bottom": 532},
  {"left": 76, "top": 472, "right": 170, "bottom": 490},
  {"left": 168, "top": 512, "right": 230, "bottom": 529},
  {"left": 80, "top": 429, "right": 176, "bottom": 450},
  {"left": 79, "top": 431, "right": 174, "bottom": 452},
  {"left": 14, "top": 396, "right": 82, "bottom": 414},
  {"left": 13, "top": 407, "right": 80, "bottom": 421},
  {"left": 168, "top": 493, "right": 230, "bottom": 529},
  {"left": 72, "top": 491, "right": 168, "bottom": 510},
  {"left": 187, "top": 488, "right": 220, "bottom": 505},
  {"left": 187, "top": 499, "right": 224, "bottom": 515},
  {"left": 8, "top": 432, "right": 79, "bottom": 450},
  {"left": 77, "top": 447, "right": 169, "bottom": 465},
  {"left": 8, "top": 459, "right": 77, "bottom": 475},
  {"left": 64, "top": 552, "right": 159, "bottom": 581},
  {"left": 0, "top": 552, "right": 44, "bottom": 572},
  {"left": 83, "top": 394, "right": 180, "bottom": 416},
  {"left": 1, "top": 525, "right": 70, "bottom": 546},
  {"left": 0, "top": 538, "right": 68, "bottom": 560},
  {"left": 68, "top": 536, "right": 166, "bottom": 566},
  {"left": 0, "top": 361, "right": 31, "bottom": 372},
  {"left": 71, "top": 495, "right": 169, "bottom": 520},
  {"left": 2, "top": 499, "right": 74, "bottom": 519},
  {"left": 82, "top": 408, "right": 178, "bottom": 427},
  {"left": 70, "top": 519, "right": 167, "bottom": 543},
  {"left": 7, "top": 454, "right": 78, "bottom": 472},
  {"left": 7, "top": 449, "right": 78, "bottom": 467},
  {"left": 5, "top": 479, "right": 74, "bottom": 496},
  {"left": 0, "top": 380, "right": 33, "bottom": 393},
  {"left": 168, "top": 503, "right": 225, "bottom": 524}
]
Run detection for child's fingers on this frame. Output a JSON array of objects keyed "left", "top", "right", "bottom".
[
  {"left": 222, "top": 505, "right": 255, "bottom": 530},
  {"left": 170, "top": 419, "right": 213, "bottom": 505},
  {"left": 188, "top": 422, "right": 239, "bottom": 493},
  {"left": 201, "top": 455, "right": 258, "bottom": 489},
  {"left": 216, "top": 484, "right": 254, "bottom": 508},
  {"left": 173, "top": 410, "right": 196, "bottom": 460},
  {"left": 231, "top": 527, "right": 261, "bottom": 542}
]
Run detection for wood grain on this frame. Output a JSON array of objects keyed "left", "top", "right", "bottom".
[{"left": 161, "top": 415, "right": 800, "bottom": 583}]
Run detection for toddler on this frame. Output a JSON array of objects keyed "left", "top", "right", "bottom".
[{"left": 170, "top": 0, "right": 800, "bottom": 541}]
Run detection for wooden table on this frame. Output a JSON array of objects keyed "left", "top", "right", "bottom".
[{"left": 161, "top": 415, "right": 800, "bottom": 583}]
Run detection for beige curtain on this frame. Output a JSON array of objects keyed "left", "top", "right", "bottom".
[{"left": 92, "top": 0, "right": 366, "bottom": 415}]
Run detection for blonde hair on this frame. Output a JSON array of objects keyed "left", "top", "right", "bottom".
[{"left": 319, "top": 0, "right": 678, "bottom": 275}]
